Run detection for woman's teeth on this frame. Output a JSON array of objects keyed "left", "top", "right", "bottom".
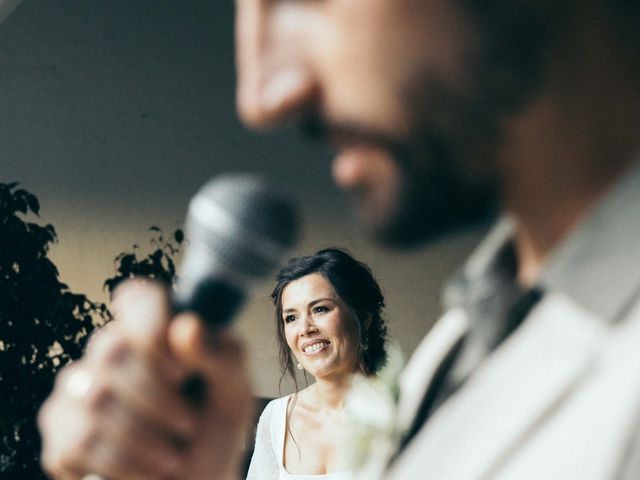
[{"left": 304, "top": 341, "right": 328, "bottom": 353}]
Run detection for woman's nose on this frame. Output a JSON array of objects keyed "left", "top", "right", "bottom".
[{"left": 298, "top": 315, "right": 317, "bottom": 336}]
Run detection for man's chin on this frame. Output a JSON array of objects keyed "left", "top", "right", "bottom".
[
  {"left": 355, "top": 193, "right": 497, "bottom": 250},
  {"left": 353, "top": 203, "right": 434, "bottom": 250},
  {"left": 362, "top": 217, "right": 447, "bottom": 250},
  {"left": 364, "top": 214, "right": 489, "bottom": 250}
]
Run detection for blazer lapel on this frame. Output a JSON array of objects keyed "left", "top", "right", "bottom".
[
  {"left": 388, "top": 292, "right": 606, "bottom": 479},
  {"left": 395, "top": 307, "right": 469, "bottom": 434}
]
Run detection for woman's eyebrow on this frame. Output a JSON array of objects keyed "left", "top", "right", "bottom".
[
  {"left": 283, "top": 297, "right": 335, "bottom": 314},
  {"left": 308, "top": 298, "right": 334, "bottom": 307}
]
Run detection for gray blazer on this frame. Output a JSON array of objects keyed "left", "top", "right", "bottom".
[{"left": 376, "top": 293, "right": 640, "bottom": 479}]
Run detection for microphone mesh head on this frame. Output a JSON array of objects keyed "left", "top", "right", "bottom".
[
  {"left": 181, "top": 173, "right": 299, "bottom": 292},
  {"left": 201, "top": 173, "right": 298, "bottom": 249}
]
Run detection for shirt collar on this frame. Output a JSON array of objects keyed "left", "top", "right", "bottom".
[
  {"left": 445, "top": 160, "right": 640, "bottom": 325},
  {"left": 442, "top": 217, "right": 516, "bottom": 312},
  {"left": 539, "top": 161, "right": 640, "bottom": 323}
]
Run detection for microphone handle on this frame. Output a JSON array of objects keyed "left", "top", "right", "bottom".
[
  {"left": 173, "top": 280, "right": 246, "bottom": 404},
  {"left": 173, "top": 279, "right": 246, "bottom": 328}
]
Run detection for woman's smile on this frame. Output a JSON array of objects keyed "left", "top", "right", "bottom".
[{"left": 302, "top": 340, "right": 331, "bottom": 355}]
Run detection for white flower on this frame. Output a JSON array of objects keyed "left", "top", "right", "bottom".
[{"left": 344, "top": 344, "right": 406, "bottom": 478}]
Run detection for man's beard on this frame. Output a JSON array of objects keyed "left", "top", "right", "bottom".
[
  {"left": 368, "top": 82, "right": 504, "bottom": 248},
  {"left": 303, "top": 6, "right": 551, "bottom": 249},
  {"left": 386, "top": 6, "right": 552, "bottom": 248},
  {"left": 303, "top": 101, "right": 501, "bottom": 249},
  {"left": 301, "top": 74, "right": 508, "bottom": 249}
]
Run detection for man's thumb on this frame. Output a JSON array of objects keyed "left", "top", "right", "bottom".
[
  {"left": 168, "top": 313, "right": 251, "bottom": 417},
  {"left": 168, "top": 313, "right": 245, "bottom": 374}
]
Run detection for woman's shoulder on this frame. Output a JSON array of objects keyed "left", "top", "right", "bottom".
[
  {"left": 260, "top": 394, "right": 293, "bottom": 421},
  {"left": 270, "top": 393, "right": 294, "bottom": 408},
  {"left": 262, "top": 387, "right": 319, "bottom": 423}
]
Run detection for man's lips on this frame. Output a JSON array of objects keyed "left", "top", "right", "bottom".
[
  {"left": 331, "top": 143, "right": 401, "bottom": 193},
  {"left": 332, "top": 144, "right": 388, "bottom": 190}
]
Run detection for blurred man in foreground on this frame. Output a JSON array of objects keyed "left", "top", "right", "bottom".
[{"left": 39, "top": 1, "right": 640, "bottom": 479}]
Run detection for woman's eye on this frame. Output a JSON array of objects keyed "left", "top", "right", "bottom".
[
  {"left": 284, "top": 315, "right": 296, "bottom": 323},
  {"left": 313, "top": 305, "right": 329, "bottom": 314}
]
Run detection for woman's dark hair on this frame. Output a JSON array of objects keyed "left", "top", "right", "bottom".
[{"left": 271, "top": 248, "right": 388, "bottom": 386}]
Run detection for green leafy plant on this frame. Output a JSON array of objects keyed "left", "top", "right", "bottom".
[
  {"left": 0, "top": 183, "right": 182, "bottom": 479},
  {"left": 103, "top": 226, "right": 184, "bottom": 295},
  {"left": 0, "top": 183, "right": 108, "bottom": 479}
]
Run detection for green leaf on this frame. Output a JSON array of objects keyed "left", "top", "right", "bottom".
[{"left": 26, "top": 194, "right": 40, "bottom": 216}]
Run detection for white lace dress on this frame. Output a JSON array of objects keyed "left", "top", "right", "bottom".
[{"left": 246, "top": 395, "right": 353, "bottom": 480}]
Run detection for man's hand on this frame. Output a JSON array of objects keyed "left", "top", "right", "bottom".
[{"left": 38, "top": 280, "right": 253, "bottom": 480}]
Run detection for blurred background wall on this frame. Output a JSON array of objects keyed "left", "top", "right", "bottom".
[{"left": 0, "top": 0, "right": 482, "bottom": 397}]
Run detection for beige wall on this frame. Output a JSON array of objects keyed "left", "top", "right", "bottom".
[{"left": 1, "top": 0, "right": 483, "bottom": 398}]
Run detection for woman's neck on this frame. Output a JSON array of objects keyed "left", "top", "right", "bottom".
[{"left": 307, "top": 374, "right": 353, "bottom": 412}]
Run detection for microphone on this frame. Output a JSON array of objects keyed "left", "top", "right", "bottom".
[{"left": 174, "top": 173, "right": 299, "bottom": 328}]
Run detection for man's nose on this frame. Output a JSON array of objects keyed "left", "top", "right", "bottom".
[{"left": 235, "top": 2, "right": 317, "bottom": 130}]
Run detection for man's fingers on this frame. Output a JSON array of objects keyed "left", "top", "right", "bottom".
[
  {"left": 40, "top": 282, "right": 252, "bottom": 480},
  {"left": 111, "top": 279, "right": 173, "bottom": 352},
  {"left": 168, "top": 314, "right": 246, "bottom": 374},
  {"left": 40, "top": 360, "right": 195, "bottom": 480},
  {"left": 168, "top": 314, "right": 252, "bottom": 418},
  {"left": 87, "top": 401, "right": 191, "bottom": 480},
  {"left": 108, "top": 354, "right": 199, "bottom": 438}
]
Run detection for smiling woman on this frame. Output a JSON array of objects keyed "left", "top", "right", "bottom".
[{"left": 246, "top": 248, "right": 388, "bottom": 479}]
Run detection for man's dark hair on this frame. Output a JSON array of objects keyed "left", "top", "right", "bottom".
[
  {"left": 461, "top": 0, "right": 640, "bottom": 110},
  {"left": 271, "top": 248, "right": 388, "bottom": 386}
]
